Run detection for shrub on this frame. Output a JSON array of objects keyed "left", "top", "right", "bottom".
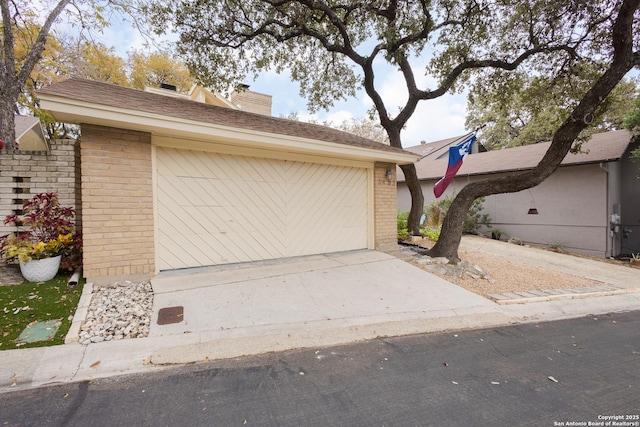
[
  {"left": 397, "top": 210, "right": 409, "bottom": 239},
  {"left": 423, "top": 202, "right": 444, "bottom": 228},
  {"left": 422, "top": 226, "right": 440, "bottom": 241},
  {"left": 491, "top": 229, "right": 505, "bottom": 240},
  {"left": 464, "top": 197, "right": 492, "bottom": 234},
  {"left": 421, "top": 194, "right": 492, "bottom": 240}
]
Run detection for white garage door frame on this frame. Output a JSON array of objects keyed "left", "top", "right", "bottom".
[{"left": 152, "top": 136, "right": 375, "bottom": 272}]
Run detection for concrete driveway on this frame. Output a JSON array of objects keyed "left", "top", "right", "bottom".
[{"left": 149, "top": 249, "right": 508, "bottom": 363}]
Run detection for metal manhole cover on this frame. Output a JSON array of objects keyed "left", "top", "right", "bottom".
[{"left": 157, "top": 306, "right": 184, "bottom": 325}]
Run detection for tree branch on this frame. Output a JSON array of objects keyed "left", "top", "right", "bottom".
[
  {"left": 420, "top": 45, "right": 578, "bottom": 101},
  {"left": 17, "top": 0, "right": 71, "bottom": 91},
  {"left": 1, "top": 0, "right": 16, "bottom": 81}
]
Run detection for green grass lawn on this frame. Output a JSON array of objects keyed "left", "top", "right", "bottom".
[{"left": 0, "top": 274, "right": 83, "bottom": 350}]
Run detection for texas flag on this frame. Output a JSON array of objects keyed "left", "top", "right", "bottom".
[{"left": 433, "top": 134, "right": 476, "bottom": 198}]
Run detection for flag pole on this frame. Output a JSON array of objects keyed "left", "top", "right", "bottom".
[{"left": 418, "top": 130, "right": 475, "bottom": 161}]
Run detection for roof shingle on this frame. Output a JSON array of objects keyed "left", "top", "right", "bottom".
[
  {"left": 39, "top": 78, "right": 412, "bottom": 156},
  {"left": 398, "top": 129, "right": 633, "bottom": 181}
]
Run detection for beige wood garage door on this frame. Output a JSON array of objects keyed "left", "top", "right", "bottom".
[{"left": 155, "top": 147, "right": 369, "bottom": 270}]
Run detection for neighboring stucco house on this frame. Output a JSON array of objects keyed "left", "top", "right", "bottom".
[
  {"left": 397, "top": 130, "right": 640, "bottom": 258},
  {"left": 38, "top": 78, "right": 418, "bottom": 284}
]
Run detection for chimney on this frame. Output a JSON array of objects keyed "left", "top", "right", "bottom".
[
  {"left": 420, "top": 140, "right": 426, "bottom": 145},
  {"left": 230, "top": 84, "right": 272, "bottom": 116},
  {"left": 160, "top": 83, "right": 177, "bottom": 92}
]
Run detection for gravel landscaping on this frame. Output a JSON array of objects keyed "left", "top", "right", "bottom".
[
  {"left": 78, "top": 281, "right": 153, "bottom": 345},
  {"left": 401, "top": 236, "right": 636, "bottom": 298}
]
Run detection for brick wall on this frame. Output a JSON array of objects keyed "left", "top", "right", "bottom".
[
  {"left": 373, "top": 162, "right": 398, "bottom": 251},
  {"left": 0, "top": 139, "right": 81, "bottom": 237},
  {"left": 81, "top": 124, "right": 155, "bottom": 283}
]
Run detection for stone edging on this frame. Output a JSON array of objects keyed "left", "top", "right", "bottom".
[
  {"left": 65, "top": 281, "right": 94, "bottom": 344},
  {"left": 489, "top": 285, "right": 640, "bottom": 305}
]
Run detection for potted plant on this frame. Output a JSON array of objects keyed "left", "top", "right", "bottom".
[
  {"left": 631, "top": 253, "right": 640, "bottom": 266},
  {"left": 1, "top": 193, "right": 81, "bottom": 282}
]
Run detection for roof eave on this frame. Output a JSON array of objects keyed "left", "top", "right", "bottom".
[
  {"left": 39, "top": 95, "right": 419, "bottom": 165},
  {"left": 400, "top": 159, "right": 622, "bottom": 183}
]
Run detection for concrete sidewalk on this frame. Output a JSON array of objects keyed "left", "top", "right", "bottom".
[{"left": 1, "top": 243, "right": 639, "bottom": 393}]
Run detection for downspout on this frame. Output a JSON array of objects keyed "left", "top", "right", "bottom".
[{"left": 599, "top": 162, "right": 612, "bottom": 258}]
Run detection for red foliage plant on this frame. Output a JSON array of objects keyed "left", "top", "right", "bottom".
[{"left": 1, "top": 193, "right": 82, "bottom": 271}]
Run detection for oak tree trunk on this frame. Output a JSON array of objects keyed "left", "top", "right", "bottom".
[
  {"left": 399, "top": 163, "right": 424, "bottom": 235},
  {"left": 387, "top": 127, "right": 423, "bottom": 235},
  {"left": 0, "top": 93, "right": 17, "bottom": 150}
]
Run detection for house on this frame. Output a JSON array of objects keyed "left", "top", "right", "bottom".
[
  {"left": 397, "top": 130, "right": 640, "bottom": 258},
  {"left": 38, "top": 78, "right": 419, "bottom": 284},
  {"left": 144, "top": 83, "right": 272, "bottom": 115},
  {"left": 14, "top": 115, "right": 49, "bottom": 151}
]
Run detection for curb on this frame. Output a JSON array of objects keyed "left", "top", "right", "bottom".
[
  {"left": 64, "top": 282, "right": 94, "bottom": 344},
  {"left": 150, "top": 310, "right": 513, "bottom": 365}
]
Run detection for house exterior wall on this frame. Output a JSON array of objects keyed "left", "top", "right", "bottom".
[
  {"left": 0, "top": 139, "right": 81, "bottom": 237},
  {"left": 81, "top": 125, "right": 155, "bottom": 283},
  {"left": 79, "top": 126, "right": 399, "bottom": 281},
  {"left": 620, "top": 140, "right": 640, "bottom": 255},
  {"left": 606, "top": 161, "right": 622, "bottom": 257},
  {"left": 398, "top": 163, "right": 611, "bottom": 257},
  {"left": 374, "top": 162, "right": 398, "bottom": 252}
]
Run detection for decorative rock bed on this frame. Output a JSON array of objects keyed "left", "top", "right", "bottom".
[
  {"left": 399, "top": 244, "right": 495, "bottom": 282},
  {"left": 79, "top": 281, "right": 154, "bottom": 345}
]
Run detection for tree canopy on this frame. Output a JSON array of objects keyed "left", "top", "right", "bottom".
[
  {"left": 141, "top": 0, "right": 640, "bottom": 237},
  {"left": 2, "top": 4, "right": 194, "bottom": 141},
  {"left": 429, "top": 0, "right": 640, "bottom": 260},
  {"left": 24, "top": 36, "right": 130, "bottom": 140},
  {"left": 0, "top": 0, "right": 192, "bottom": 147},
  {"left": 1, "top": 0, "right": 73, "bottom": 149},
  {"left": 333, "top": 116, "right": 390, "bottom": 145},
  {"left": 128, "top": 50, "right": 193, "bottom": 92},
  {"left": 466, "top": 68, "right": 638, "bottom": 150}
]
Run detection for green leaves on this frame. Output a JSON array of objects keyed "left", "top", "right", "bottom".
[
  {"left": 143, "top": 0, "right": 441, "bottom": 111},
  {"left": 466, "top": 64, "right": 638, "bottom": 149}
]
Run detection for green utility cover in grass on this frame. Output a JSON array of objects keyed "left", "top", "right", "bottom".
[{"left": 17, "top": 319, "right": 62, "bottom": 343}]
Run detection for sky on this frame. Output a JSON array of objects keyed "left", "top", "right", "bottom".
[
  {"left": 38, "top": 1, "right": 639, "bottom": 149},
  {"left": 247, "top": 67, "right": 469, "bottom": 147},
  {"left": 86, "top": 12, "right": 470, "bottom": 149}
]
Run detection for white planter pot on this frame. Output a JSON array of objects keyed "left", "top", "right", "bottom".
[{"left": 19, "top": 255, "right": 62, "bottom": 282}]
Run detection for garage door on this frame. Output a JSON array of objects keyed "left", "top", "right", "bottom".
[{"left": 155, "top": 147, "right": 369, "bottom": 270}]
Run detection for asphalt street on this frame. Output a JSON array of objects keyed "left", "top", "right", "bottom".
[{"left": 1, "top": 310, "right": 639, "bottom": 427}]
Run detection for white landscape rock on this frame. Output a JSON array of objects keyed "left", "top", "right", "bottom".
[{"left": 78, "top": 281, "right": 154, "bottom": 345}]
